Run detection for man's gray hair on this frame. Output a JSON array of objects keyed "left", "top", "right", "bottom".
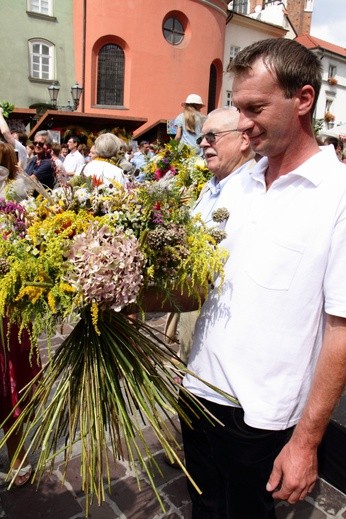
[
  {"left": 35, "top": 130, "right": 53, "bottom": 145},
  {"left": 205, "top": 106, "right": 240, "bottom": 127}
]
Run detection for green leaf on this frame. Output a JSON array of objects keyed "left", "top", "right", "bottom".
[{"left": 0, "top": 100, "right": 15, "bottom": 118}]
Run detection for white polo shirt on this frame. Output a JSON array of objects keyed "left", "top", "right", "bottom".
[
  {"left": 183, "top": 145, "right": 346, "bottom": 430},
  {"left": 63, "top": 150, "right": 85, "bottom": 174}
]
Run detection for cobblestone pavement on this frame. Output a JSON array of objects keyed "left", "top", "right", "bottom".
[{"left": 0, "top": 315, "right": 345, "bottom": 518}]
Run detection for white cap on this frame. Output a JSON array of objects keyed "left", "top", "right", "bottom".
[{"left": 182, "top": 94, "right": 205, "bottom": 107}]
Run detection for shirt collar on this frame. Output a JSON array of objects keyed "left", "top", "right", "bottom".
[{"left": 249, "top": 146, "right": 341, "bottom": 187}]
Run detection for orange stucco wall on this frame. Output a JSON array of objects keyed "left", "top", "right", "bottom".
[{"left": 73, "top": 0, "right": 227, "bottom": 135}]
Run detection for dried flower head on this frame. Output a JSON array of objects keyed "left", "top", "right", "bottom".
[
  {"left": 65, "top": 222, "right": 144, "bottom": 311},
  {"left": 209, "top": 229, "right": 227, "bottom": 244},
  {"left": 211, "top": 207, "right": 230, "bottom": 223}
]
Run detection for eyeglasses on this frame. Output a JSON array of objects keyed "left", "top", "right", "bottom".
[
  {"left": 33, "top": 141, "right": 45, "bottom": 148},
  {"left": 196, "top": 129, "right": 239, "bottom": 146}
]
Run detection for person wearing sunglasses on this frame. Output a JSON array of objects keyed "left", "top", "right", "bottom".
[
  {"left": 25, "top": 130, "right": 56, "bottom": 192},
  {"left": 166, "top": 106, "right": 256, "bottom": 365}
]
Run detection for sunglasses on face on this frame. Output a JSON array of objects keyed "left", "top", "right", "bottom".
[
  {"left": 196, "top": 129, "right": 239, "bottom": 146},
  {"left": 33, "top": 141, "right": 45, "bottom": 148}
]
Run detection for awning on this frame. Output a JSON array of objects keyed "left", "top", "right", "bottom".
[
  {"left": 7, "top": 108, "right": 37, "bottom": 129},
  {"left": 134, "top": 119, "right": 174, "bottom": 143},
  {"left": 319, "top": 123, "right": 346, "bottom": 141},
  {"left": 27, "top": 110, "right": 147, "bottom": 139}
]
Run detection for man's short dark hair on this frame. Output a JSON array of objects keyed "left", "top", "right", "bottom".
[
  {"left": 229, "top": 38, "right": 322, "bottom": 115},
  {"left": 69, "top": 136, "right": 81, "bottom": 145}
]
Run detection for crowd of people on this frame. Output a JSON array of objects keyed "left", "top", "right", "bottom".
[
  {"left": 0, "top": 107, "right": 170, "bottom": 197},
  {"left": 0, "top": 37, "right": 346, "bottom": 519}
]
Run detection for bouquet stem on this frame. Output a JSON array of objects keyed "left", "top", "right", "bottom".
[{"left": 0, "top": 310, "right": 230, "bottom": 514}]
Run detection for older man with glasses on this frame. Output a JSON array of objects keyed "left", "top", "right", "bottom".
[
  {"left": 165, "top": 106, "right": 257, "bottom": 380},
  {"left": 25, "top": 130, "right": 56, "bottom": 192}
]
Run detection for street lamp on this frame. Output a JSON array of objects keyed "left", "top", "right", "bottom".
[
  {"left": 48, "top": 81, "right": 60, "bottom": 107},
  {"left": 48, "top": 81, "right": 83, "bottom": 111},
  {"left": 71, "top": 82, "right": 83, "bottom": 110}
]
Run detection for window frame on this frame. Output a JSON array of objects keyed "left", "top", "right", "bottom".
[
  {"left": 230, "top": 45, "right": 240, "bottom": 59},
  {"left": 27, "top": 0, "right": 53, "bottom": 16},
  {"left": 325, "top": 99, "right": 333, "bottom": 113},
  {"left": 96, "top": 43, "right": 125, "bottom": 107},
  {"left": 28, "top": 39, "right": 55, "bottom": 81},
  {"left": 162, "top": 17, "right": 185, "bottom": 46},
  {"left": 232, "top": 0, "right": 249, "bottom": 15},
  {"left": 304, "top": 0, "right": 314, "bottom": 12},
  {"left": 328, "top": 64, "right": 337, "bottom": 78}
]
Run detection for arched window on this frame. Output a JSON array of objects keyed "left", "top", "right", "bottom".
[
  {"left": 207, "top": 64, "right": 217, "bottom": 113},
  {"left": 28, "top": 39, "right": 55, "bottom": 80},
  {"left": 97, "top": 44, "right": 125, "bottom": 106}
]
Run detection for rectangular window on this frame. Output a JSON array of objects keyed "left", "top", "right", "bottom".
[
  {"left": 325, "top": 99, "right": 332, "bottom": 113},
  {"left": 232, "top": 0, "right": 248, "bottom": 15},
  {"left": 230, "top": 46, "right": 240, "bottom": 59},
  {"left": 328, "top": 64, "right": 337, "bottom": 78},
  {"left": 29, "top": 40, "right": 54, "bottom": 80},
  {"left": 264, "top": 0, "right": 288, "bottom": 6},
  {"left": 28, "top": 0, "right": 52, "bottom": 16},
  {"left": 304, "top": 0, "right": 314, "bottom": 12}
]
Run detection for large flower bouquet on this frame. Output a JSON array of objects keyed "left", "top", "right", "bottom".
[
  {"left": 0, "top": 175, "right": 231, "bottom": 511},
  {"left": 143, "top": 139, "right": 212, "bottom": 200}
]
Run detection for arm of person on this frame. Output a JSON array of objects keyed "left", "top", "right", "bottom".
[
  {"left": 175, "top": 126, "right": 182, "bottom": 142},
  {"left": 0, "top": 107, "right": 15, "bottom": 146},
  {"left": 267, "top": 313, "right": 346, "bottom": 504}
]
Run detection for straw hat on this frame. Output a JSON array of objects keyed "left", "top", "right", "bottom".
[{"left": 182, "top": 94, "right": 205, "bottom": 107}]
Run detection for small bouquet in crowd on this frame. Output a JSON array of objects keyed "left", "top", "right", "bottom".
[
  {"left": 0, "top": 171, "right": 230, "bottom": 511},
  {"left": 0, "top": 100, "right": 15, "bottom": 118},
  {"left": 143, "top": 139, "right": 212, "bottom": 200}
]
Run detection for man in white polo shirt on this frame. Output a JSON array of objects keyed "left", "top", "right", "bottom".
[
  {"left": 63, "top": 136, "right": 85, "bottom": 177},
  {"left": 182, "top": 38, "right": 346, "bottom": 519}
]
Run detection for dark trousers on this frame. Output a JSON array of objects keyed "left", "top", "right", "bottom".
[{"left": 180, "top": 397, "right": 294, "bottom": 519}]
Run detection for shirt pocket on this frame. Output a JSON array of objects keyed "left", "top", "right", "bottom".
[{"left": 244, "top": 236, "right": 305, "bottom": 290}]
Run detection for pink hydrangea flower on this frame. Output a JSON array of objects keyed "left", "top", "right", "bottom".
[{"left": 65, "top": 222, "right": 144, "bottom": 311}]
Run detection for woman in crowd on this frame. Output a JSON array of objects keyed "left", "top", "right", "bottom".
[
  {"left": 50, "top": 143, "right": 66, "bottom": 179},
  {"left": 82, "top": 133, "right": 127, "bottom": 186},
  {"left": 60, "top": 143, "right": 69, "bottom": 161},
  {"left": 0, "top": 142, "right": 33, "bottom": 200},
  {"left": 0, "top": 142, "right": 41, "bottom": 487},
  {"left": 174, "top": 94, "right": 206, "bottom": 153},
  {"left": 78, "top": 143, "right": 91, "bottom": 163},
  {"left": 26, "top": 142, "right": 35, "bottom": 162}
]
